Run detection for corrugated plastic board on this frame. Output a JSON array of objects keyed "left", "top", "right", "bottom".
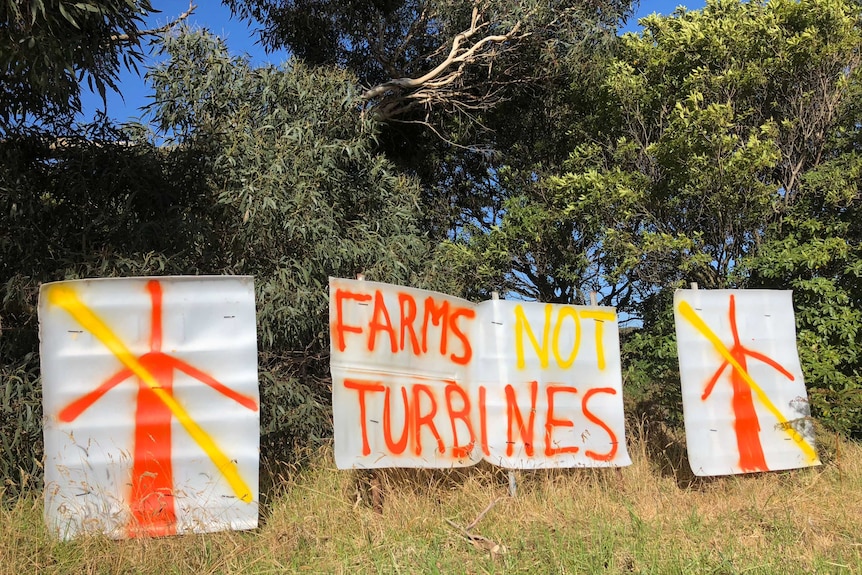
[
  {"left": 40, "top": 276, "right": 259, "bottom": 539},
  {"left": 674, "top": 289, "right": 820, "bottom": 476}
]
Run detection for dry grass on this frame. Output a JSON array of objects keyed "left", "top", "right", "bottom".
[{"left": 3, "top": 424, "right": 861, "bottom": 574}]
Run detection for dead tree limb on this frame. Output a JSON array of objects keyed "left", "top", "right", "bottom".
[
  {"left": 111, "top": 1, "right": 196, "bottom": 42},
  {"left": 361, "top": 5, "right": 528, "bottom": 121}
]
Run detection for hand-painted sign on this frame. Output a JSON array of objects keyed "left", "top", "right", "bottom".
[
  {"left": 41, "top": 277, "right": 259, "bottom": 539},
  {"left": 329, "top": 278, "right": 631, "bottom": 469},
  {"left": 674, "top": 289, "right": 820, "bottom": 476}
]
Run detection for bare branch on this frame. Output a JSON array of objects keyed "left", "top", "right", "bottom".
[
  {"left": 387, "top": 117, "right": 494, "bottom": 154},
  {"left": 111, "top": 2, "right": 196, "bottom": 42},
  {"left": 360, "top": 3, "right": 528, "bottom": 120}
]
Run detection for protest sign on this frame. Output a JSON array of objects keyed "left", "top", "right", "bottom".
[
  {"left": 41, "top": 277, "right": 259, "bottom": 539},
  {"left": 330, "top": 278, "right": 631, "bottom": 469},
  {"left": 674, "top": 289, "right": 820, "bottom": 476}
]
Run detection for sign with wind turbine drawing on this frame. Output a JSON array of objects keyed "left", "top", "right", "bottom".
[
  {"left": 674, "top": 289, "right": 820, "bottom": 476},
  {"left": 40, "top": 277, "right": 259, "bottom": 539}
]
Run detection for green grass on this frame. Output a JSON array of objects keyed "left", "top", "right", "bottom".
[{"left": 3, "top": 425, "right": 861, "bottom": 574}]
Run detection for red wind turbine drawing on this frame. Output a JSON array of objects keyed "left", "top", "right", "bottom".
[
  {"left": 55, "top": 279, "right": 258, "bottom": 537},
  {"left": 699, "top": 294, "right": 796, "bottom": 472}
]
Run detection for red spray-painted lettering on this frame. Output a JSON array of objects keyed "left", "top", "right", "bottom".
[
  {"left": 341, "top": 378, "right": 618, "bottom": 462},
  {"left": 333, "top": 289, "right": 475, "bottom": 365}
]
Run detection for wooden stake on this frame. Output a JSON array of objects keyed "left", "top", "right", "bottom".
[{"left": 369, "top": 472, "right": 384, "bottom": 514}]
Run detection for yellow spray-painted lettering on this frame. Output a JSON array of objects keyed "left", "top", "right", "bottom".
[
  {"left": 514, "top": 304, "right": 552, "bottom": 369},
  {"left": 47, "top": 285, "right": 254, "bottom": 503},
  {"left": 579, "top": 310, "right": 615, "bottom": 371},
  {"left": 514, "top": 305, "right": 615, "bottom": 371},
  {"left": 677, "top": 300, "right": 818, "bottom": 464},
  {"left": 552, "top": 306, "right": 581, "bottom": 369}
]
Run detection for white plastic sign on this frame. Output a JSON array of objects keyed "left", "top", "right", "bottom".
[
  {"left": 41, "top": 277, "right": 260, "bottom": 539},
  {"left": 674, "top": 289, "right": 820, "bottom": 476},
  {"left": 329, "top": 278, "right": 631, "bottom": 469}
]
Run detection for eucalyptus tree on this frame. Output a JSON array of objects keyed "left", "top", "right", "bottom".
[
  {"left": 145, "top": 28, "right": 435, "bottom": 451},
  {"left": 0, "top": 0, "right": 178, "bottom": 130},
  {"left": 224, "top": 0, "right": 636, "bottom": 238},
  {"left": 225, "top": 0, "right": 632, "bottom": 119},
  {"left": 0, "top": 21, "right": 442, "bottom": 491}
]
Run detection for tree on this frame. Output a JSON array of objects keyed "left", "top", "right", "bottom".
[
  {"left": 0, "top": 114, "right": 214, "bottom": 496},
  {"left": 139, "top": 27, "right": 439, "bottom": 453},
  {"left": 224, "top": 0, "right": 636, "bottom": 243},
  {"left": 225, "top": 0, "right": 633, "bottom": 121},
  {"left": 747, "top": 67, "right": 862, "bottom": 437},
  {"left": 0, "top": 24, "right": 443, "bottom": 492},
  {"left": 616, "top": 0, "right": 862, "bottom": 435},
  {"left": 449, "top": 0, "right": 862, "bottom": 433}
]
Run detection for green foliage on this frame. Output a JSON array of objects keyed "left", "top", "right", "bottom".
[
  {"left": 146, "top": 28, "right": 434, "bottom": 456},
  {"left": 225, "top": 0, "right": 632, "bottom": 86},
  {"left": 748, "top": 152, "right": 862, "bottom": 437},
  {"left": 0, "top": 26, "right": 435, "bottom": 494},
  {"left": 225, "top": 0, "right": 636, "bottom": 244},
  {"left": 3, "top": 0, "right": 862, "bottom": 501},
  {"left": 620, "top": 0, "right": 862, "bottom": 435},
  {"left": 0, "top": 117, "right": 215, "bottom": 496},
  {"left": 616, "top": 0, "right": 862, "bottom": 434},
  {"left": 450, "top": 0, "right": 862, "bottom": 434},
  {"left": 0, "top": 356, "right": 41, "bottom": 499},
  {"left": 621, "top": 291, "right": 685, "bottom": 428},
  {"left": 0, "top": 0, "right": 153, "bottom": 131}
]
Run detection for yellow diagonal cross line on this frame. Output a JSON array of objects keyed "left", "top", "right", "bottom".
[
  {"left": 678, "top": 300, "right": 818, "bottom": 464},
  {"left": 48, "top": 285, "right": 253, "bottom": 503}
]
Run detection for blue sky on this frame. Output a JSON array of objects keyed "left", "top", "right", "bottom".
[{"left": 81, "top": 1, "right": 705, "bottom": 122}]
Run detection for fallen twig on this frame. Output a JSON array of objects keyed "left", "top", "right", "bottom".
[
  {"left": 445, "top": 497, "right": 506, "bottom": 557},
  {"left": 466, "top": 497, "right": 500, "bottom": 531}
]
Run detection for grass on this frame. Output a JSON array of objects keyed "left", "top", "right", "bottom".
[{"left": 2, "top": 423, "right": 861, "bottom": 574}]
